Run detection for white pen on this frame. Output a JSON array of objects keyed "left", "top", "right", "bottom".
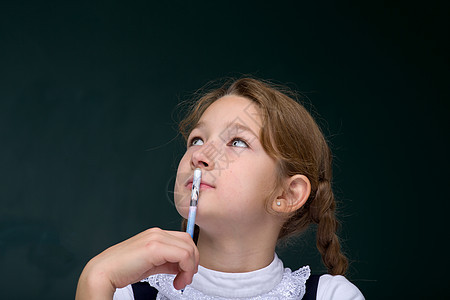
[{"left": 186, "top": 168, "right": 201, "bottom": 239}]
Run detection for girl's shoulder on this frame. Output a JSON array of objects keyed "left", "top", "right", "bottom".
[{"left": 317, "top": 274, "right": 365, "bottom": 300}]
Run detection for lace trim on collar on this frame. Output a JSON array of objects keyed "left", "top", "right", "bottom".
[{"left": 142, "top": 266, "right": 310, "bottom": 299}]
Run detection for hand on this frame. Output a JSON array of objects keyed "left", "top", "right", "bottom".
[{"left": 75, "top": 228, "right": 199, "bottom": 300}]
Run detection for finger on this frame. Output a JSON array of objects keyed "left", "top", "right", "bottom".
[
  {"left": 164, "top": 231, "right": 200, "bottom": 270},
  {"left": 139, "top": 243, "right": 197, "bottom": 290},
  {"left": 142, "top": 240, "right": 198, "bottom": 274},
  {"left": 142, "top": 229, "right": 199, "bottom": 271},
  {"left": 142, "top": 229, "right": 196, "bottom": 254},
  {"left": 173, "top": 269, "right": 195, "bottom": 290},
  {"left": 142, "top": 262, "right": 179, "bottom": 278}
]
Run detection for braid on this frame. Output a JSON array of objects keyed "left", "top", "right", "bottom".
[{"left": 310, "top": 179, "right": 348, "bottom": 275}]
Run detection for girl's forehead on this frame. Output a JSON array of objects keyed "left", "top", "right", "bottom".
[{"left": 198, "top": 95, "right": 263, "bottom": 131}]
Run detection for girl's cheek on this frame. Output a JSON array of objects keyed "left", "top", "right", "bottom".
[
  {"left": 174, "top": 188, "right": 189, "bottom": 218},
  {"left": 174, "top": 172, "right": 190, "bottom": 215}
]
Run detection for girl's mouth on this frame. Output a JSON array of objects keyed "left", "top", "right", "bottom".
[{"left": 186, "top": 181, "right": 215, "bottom": 190}]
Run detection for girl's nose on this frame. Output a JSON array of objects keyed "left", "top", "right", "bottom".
[{"left": 190, "top": 144, "right": 215, "bottom": 171}]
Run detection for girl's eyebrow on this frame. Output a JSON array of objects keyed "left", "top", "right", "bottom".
[
  {"left": 192, "top": 120, "right": 258, "bottom": 138},
  {"left": 223, "top": 121, "right": 258, "bottom": 138}
]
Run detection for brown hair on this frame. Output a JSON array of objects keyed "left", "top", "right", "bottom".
[{"left": 179, "top": 77, "right": 348, "bottom": 275}]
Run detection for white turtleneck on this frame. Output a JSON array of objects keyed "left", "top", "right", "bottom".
[
  {"left": 189, "top": 253, "right": 285, "bottom": 298},
  {"left": 113, "top": 254, "right": 364, "bottom": 299}
]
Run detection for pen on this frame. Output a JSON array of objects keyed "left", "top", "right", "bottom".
[
  {"left": 181, "top": 168, "right": 201, "bottom": 295},
  {"left": 186, "top": 168, "right": 201, "bottom": 239}
]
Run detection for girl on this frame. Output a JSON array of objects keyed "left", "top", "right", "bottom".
[{"left": 76, "top": 78, "right": 364, "bottom": 299}]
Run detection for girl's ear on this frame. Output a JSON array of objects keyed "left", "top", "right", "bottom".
[{"left": 272, "top": 175, "right": 311, "bottom": 213}]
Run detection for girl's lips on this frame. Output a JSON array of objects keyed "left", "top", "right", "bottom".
[
  {"left": 199, "top": 183, "right": 214, "bottom": 190},
  {"left": 186, "top": 182, "right": 214, "bottom": 190}
]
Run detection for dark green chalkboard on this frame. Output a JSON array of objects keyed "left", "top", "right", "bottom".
[{"left": 1, "top": 1, "right": 448, "bottom": 299}]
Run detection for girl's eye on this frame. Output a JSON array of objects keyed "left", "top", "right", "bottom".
[
  {"left": 190, "top": 137, "right": 204, "bottom": 146},
  {"left": 230, "top": 138, "right": 248, "bottom": 148}
]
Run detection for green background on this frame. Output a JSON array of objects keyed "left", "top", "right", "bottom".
[{"left": 1, "top": 0, "right": 448, "bottom": 298}]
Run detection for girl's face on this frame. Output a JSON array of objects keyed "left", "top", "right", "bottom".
[{"left": 174, "top": 95, "right": 280, "bottom": 232}]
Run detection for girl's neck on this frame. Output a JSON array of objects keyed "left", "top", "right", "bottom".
[{"left": 196, "top": 227, "right": 279, "bottom": 273}]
